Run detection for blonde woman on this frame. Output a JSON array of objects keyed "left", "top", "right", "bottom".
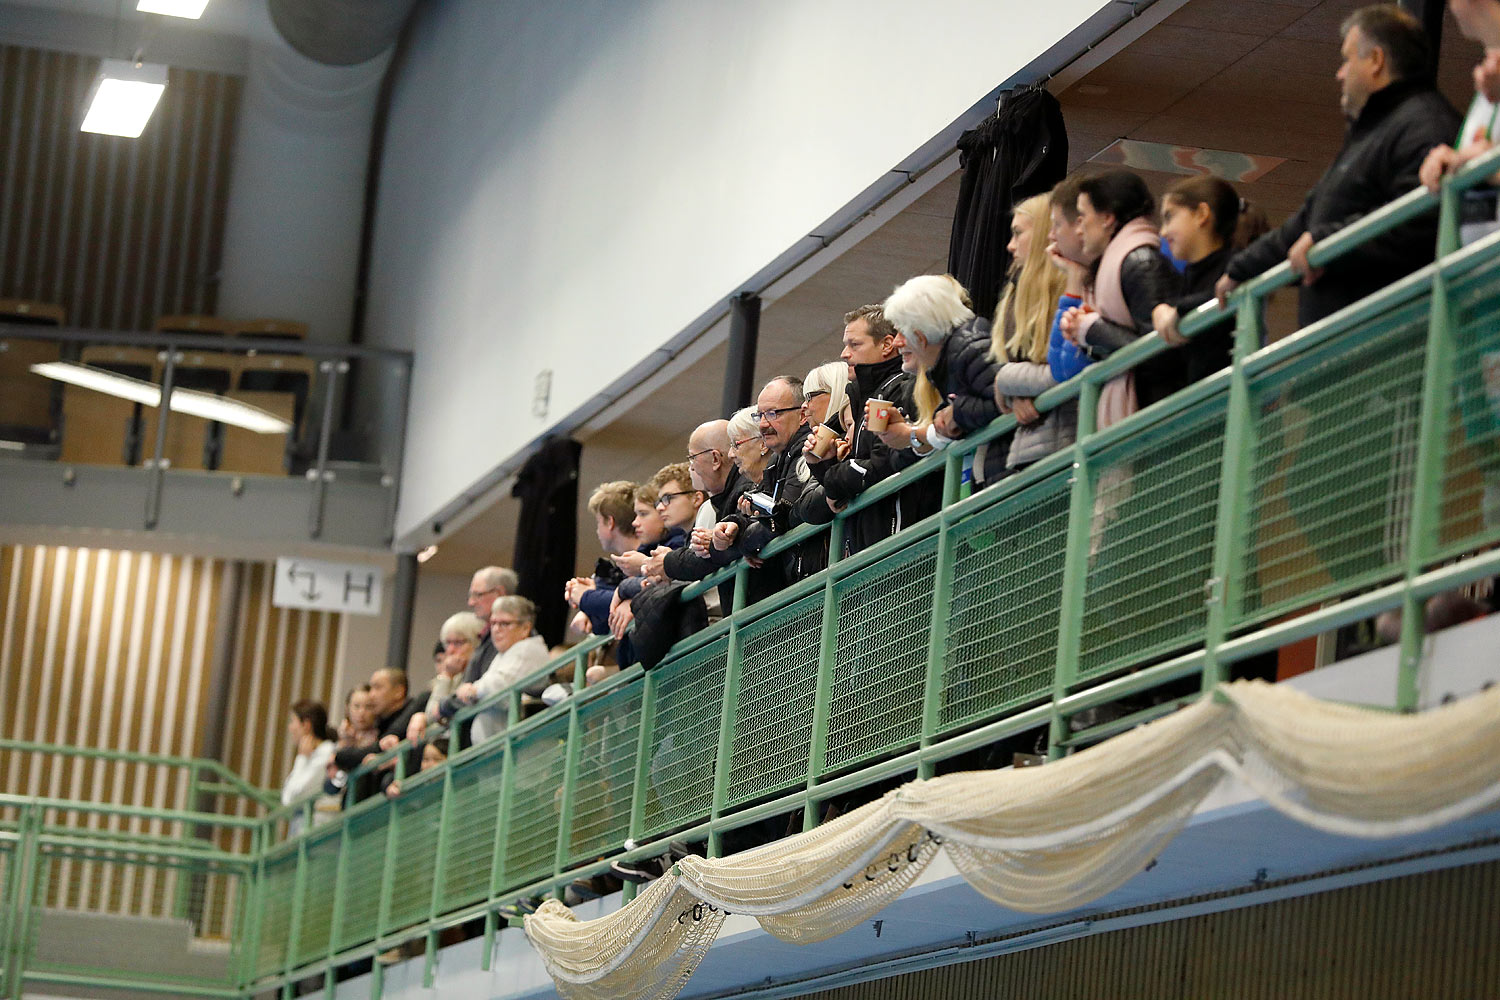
[
  {"left": 992, "top": 194, "right": 1073, "bottom": 473},
  {"left": 802, "top": 361, "right": 852, "bottom": 436}
]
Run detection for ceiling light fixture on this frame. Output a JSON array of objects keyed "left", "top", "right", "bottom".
[
  {"left": 31, "top": 362, "right": 293, "bottom": 435},
  {"left": 80, "top": 59, "right": 168, "bottom": 138},
  {"left": 137, "top": 0, "right": 211, "bottom": 18}
]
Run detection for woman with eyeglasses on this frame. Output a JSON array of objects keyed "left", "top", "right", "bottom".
[
  {"left": 424, "top": 611, "right": 485, "bottom": 719},
  {"left": 725, "top": 406, "right": 771, "bottom": 485},
  {"left": 449, "top": 595, "right": 549, "bottom": 744}
]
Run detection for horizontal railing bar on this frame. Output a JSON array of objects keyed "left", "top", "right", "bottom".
[
  {"left": 0, "top": 794, "right": 262, "bottom": 827},
  {"left": 20, "top": 970, "right": 243, "bottom": 998},
  {"left": 0, "top": 319, "right": 414, "bottom": 363}
]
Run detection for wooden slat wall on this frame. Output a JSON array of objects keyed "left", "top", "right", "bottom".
[
  {"left": 0, "top": 43, "right": 240, "bottom": 329},
  {"left": 0, "top": 544, "right": 342, "bottom": 928}
]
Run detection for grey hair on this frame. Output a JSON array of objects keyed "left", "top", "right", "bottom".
[
  {"left": 803, "top": 361, "right": 851, "bottom": 427},
  {"left": 763, "top": 375, "right": 805, "bottom": 406},
  {"left": 439, "top": 610, "right": 485, "bottom": 645},
  {"left": 474, "top": 566, "right": 518, "bottom": 594},
  {"left": 726, "top": 406, "right": 762, "bottom": 445},
  {"left": 883, "top": 274, "right": 975, "bottom": 346},
  {"left": 491, "top": 594, "right": 536, "bottom": 627}
]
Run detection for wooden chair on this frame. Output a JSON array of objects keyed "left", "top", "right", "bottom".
[
  {"left": 154, "top": 314, "right": 233, "bottom": 339},
  {"left": 0, "top": 299, "right": 66, "bottom": 444},
  {"left": 60, "top": 347, "right": 161, "bottom": 466},
  {"left": 233, "top": 318, "right": 308, "bottom": 342},
  {"left": 140, "top": 352, "right": 237, "bottom": 471},
  {"left": 219, "top": 390, "right": 298, "bottom": 475}
]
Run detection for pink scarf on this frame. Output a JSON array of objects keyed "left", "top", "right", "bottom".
[{"left": 1078, "top": 216, "right": 1160, "bottom": 430}]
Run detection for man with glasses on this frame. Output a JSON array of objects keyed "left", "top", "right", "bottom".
[
  {"left": 659, "top": 420, "right": 749, "bottom": 614},
  {"left": 447, "top": 565, "right": 518, "bottom": 749},
  {"left": 712, "top": 375, "right": 828, "bottom": 589}
]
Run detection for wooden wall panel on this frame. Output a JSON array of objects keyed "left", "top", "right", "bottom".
[
  {"left": 0, "top": 544, "right": 343, "bottom": 925},
  {"left": 0, "top": 43, "right": 240, "bottom": 329}
]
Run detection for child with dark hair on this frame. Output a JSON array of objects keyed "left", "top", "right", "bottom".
[{"left": 1151, "top": 175, "right": 1270, "bottom": 385}]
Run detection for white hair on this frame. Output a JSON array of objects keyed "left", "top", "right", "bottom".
[
  {"left": 726, "top": 406, "right": 761, "bottom": 444},
  {"left": 804, "top": 361, "right": 850, "bottom": 427},
  {"left": 439, "top": 610, "right": 485, "bottom": 644},
  {"left": 882, "top": 274, "right": 974, "bottom": 346},
  {"left": 474, "top": 566, "right": 518, "bottom": 594}
]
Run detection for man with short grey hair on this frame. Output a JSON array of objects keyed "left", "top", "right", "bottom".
[{"left": 453, "top": 564, "right": 517, "bottom": 749}]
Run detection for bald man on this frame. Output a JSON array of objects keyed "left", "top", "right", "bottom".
[{"left": 663, "top": 419, "right": 752, "bottom": 612}]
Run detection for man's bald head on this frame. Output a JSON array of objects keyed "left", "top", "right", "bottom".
[{"left": 687, "top": 419, "right": 733, "bottom": 495}]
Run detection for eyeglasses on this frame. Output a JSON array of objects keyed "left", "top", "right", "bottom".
[
  {"left": 490, "top": 618, "right": 526, "bottom": 630},
  {"left": 442, "top": 637, "right": 471, "bottom": 648},
  {"left": 686, "top": 447, "right": 717, "bottom": 462},
  {"left": 805, "top": 390, "right": 829, "bottom": 400},
  {"left": 753, "top": 405, "right": 801, "bottom": 422},
  {"left": 654, "top": 489, "right": 700, "bottom": 507},
  {"left": 731, "top": 435, "right": 762, "bottom": 448}
]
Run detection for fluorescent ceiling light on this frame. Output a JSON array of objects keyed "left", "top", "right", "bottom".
[
  {"left": 81, "top": 60, "right": 167, "bottom": 138},
  {"left": 31, "top": 362, "right": 293, "bottom": 435},
  {"left": 137, "top": 0, "right": 211, "bottom": 18},
  {"left": 416, "top": 545, "right": 439, "bottom": 563}
]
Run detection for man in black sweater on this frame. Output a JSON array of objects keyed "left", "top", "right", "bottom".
[
  {"left": 662, "top": 419, "right": 749, "bottom": 612},
  {"left": 332, "top": 667, "right": 424, "bottom": 801},
  {"left": 1218, "top": 5, "right": 1460, "bottom": 326}
]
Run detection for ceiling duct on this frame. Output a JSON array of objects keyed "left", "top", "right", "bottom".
[{"left": 267, "top": 0, "right": 417, "bottom": 65}]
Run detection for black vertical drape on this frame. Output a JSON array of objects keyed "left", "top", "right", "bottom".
[
  {"left": 511, "top": 437, "right": 581, "bottom": 646},
  {"left": 947, "top": 87, "right": 1069, "bottom": 321}
]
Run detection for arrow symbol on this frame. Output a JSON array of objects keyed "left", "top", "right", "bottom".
[{"left": 286, "top": 562, "right": 321, "bottom": 601}]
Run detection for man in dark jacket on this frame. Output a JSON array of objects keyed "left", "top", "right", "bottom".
[
  {"left": 663, "top": 419, "right": 749, "bottom": 611},
  {"left": 806, "top": 304, "right": 930, "bottom": 555},
  {"left": 332, "top": 667, "right": 424, "bottom": 801},
  {"left": 445, "top": 565, "right": 515, "bottom": 749},
  {"left": 1219, "top": 5, "right": 1460, "bottom": 326}
]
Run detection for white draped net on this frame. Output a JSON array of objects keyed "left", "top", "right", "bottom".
[{"left": 524, "top": 681, "right": 1500, "bottom": 1000}]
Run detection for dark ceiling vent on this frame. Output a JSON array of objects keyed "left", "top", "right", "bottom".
[{"left": 266, "top": 0, "right": 418, "bottom": 66}]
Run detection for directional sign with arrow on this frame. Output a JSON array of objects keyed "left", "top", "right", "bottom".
[{"left": 272, "top": 557, "right": 384, "bottom": 616}]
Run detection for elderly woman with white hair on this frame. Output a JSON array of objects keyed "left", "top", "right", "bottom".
[
  {"left": 437, "top": 596, "right": 549, "bottom": 743},
  {"left": 424, "top": 610, "right": 485, "bottom": 718},
  {"left": 875, "top": 274, "right": 1006, "bottom": 486}
]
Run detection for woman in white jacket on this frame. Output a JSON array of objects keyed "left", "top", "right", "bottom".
[
  {"left": 454, "top": 595, "right": 551, "bottom": 744},
  {"left": 282, "top": 699, "right": 335, "bottom": 836}
]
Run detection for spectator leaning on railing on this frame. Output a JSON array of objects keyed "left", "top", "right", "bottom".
[
  {"left": 450, "top": 565, "right": 517, "bottom": 749},
  {"left": 567, "top": 481, "right": 637, "bottom": 638},
  {"left": 1421, "top": 0, "right": 1500, "bottom": 242},
  {"left": 282, "top": 699, "right": 335, "bottom": 836},
  {"left": 435, "top": 596, "right": 550, "bottom": 744},
  {"left": 332, "top": 667, "right": 425, "bottom": 800},
  {"left": 664, "top": 419, "right": 746, "bottom": 614},
  {"left": 1218, "top": 3, "right": 1460, "bottom": 325}
]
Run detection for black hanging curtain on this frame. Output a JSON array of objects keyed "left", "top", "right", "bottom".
[
  {"left": 947, "top": 86, "right": 1069, "bottom": 321},
  {"left": 511, "top": 436, "right": 582, "bottom": 647}
]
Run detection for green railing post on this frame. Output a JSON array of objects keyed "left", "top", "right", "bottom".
[
  {"left": 804, "top": 518, "right": 845, "bottom": 828},
  {"left": 280, "top": 829, "right": 311, "bottom": 987},
  {"left": 323, "top": 817, "right": 353, "bottom": 998},
  {"left": 1397, "top": 178, "right": 1464, "bottom": 710},
  {"left": 918, "top": 450, "right": 965, "bottom": 778},
  {"left": 708, "top": 564, "right": 749, "bottom": 858},
  {"left": 6, "top": 805, "right": 41, "bottom": 1000},
  {"left": 1201, "top": 294, "right": 1266, "bottom": 689},
  {"left": 1049, "top": 381, "right": 1102, "bottom": 757},
  {"left": 486, "top": 734, "right": 518, "bottom": 937},
  {"left": 172, "top": 764, "right": 199, "bottom": 919},
  {"left": 240, "top": 822, "right": 268, "bottom": 990},
  {"left": 551, "top": 699, "right": 585, "bottom": 895},
  {"left": 624, "top": 666, "right": 659, "bottom": 903},
  {"left": 423, "top": 765, "right": 457, "bottom": 988},
  {"left": 373, "top": 795, "right": 402, "bottom": 955}
]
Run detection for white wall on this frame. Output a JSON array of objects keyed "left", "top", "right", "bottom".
[
  {"left": 367, "top": 0, "right": 1107, "bottom": 542},
  {"left": 333, "top": 567, "right": 471, "bottom": 703}
]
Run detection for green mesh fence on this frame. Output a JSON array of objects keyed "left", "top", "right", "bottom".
[
  {"left": 825, "top": 535, "right": 938, "bottom": 773},
  {"left": 0, "top": 842, "right": 9, "bottom": 967},
  {"left": 1437, "top": 263, "right": 1500, "bottom": 558},
  {"left": 642, "top": 636, "right": 727, "bottom": 840},
  {"left": 291, "top": 826, "right": 341, "bottom": 968},
  {"left": 334, "top": 806, "right": 388, "bottom": 952},
  {"left": 566, "top": 681, "right": 644, "bottom": 867},
  {"left": 1236, "top": 301, "right": 1429, "bottom": 626},
  {"left": 386, "top": 777, "right": 446, "bottom": 932},
  {"left": 436, "top": 744, "right": 505, "bottom": 912},
  {"left": 941, "top": 471, "right": 1071, "bottom": 731},
  {"left": 255, "top": 848, "right": 297, "bottom": 976},
  {"left": 726, "top": 594, "right": 823, "bottom": 808},
  {"left": 1078, "top": 397, "right": 1227, "bottom": 679},
  {"left": 498, "top": 716, "right": 570, "bottom": 893}
]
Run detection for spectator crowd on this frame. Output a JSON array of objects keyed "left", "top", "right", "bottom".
[{"left": 278, "top": 0, "right": 1500, "bottom": 925}]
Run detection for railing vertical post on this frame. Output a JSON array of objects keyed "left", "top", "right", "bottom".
[
  {"left": 624, "top": 666, "right": 659, "bottom": 903},
  {"left": 240, "top": 821, "right": 268, "bottom": 990},
  {"left": 144, "top": 348, "right": 177, "bottom": 530},
  {"left": 1397, "top": 179, "right": 1464, "bottom": 710},
  {"left": 423, "top": 764, "right": 457, "bottom": 987},
  {"left": 324, "top": 815, "right": 353, "bottom": 998},
  {"left": 373, "top": 795, "right": 402, "bottom": 955},
  {"left": 1049, "top": 382, "right": 1101, "bottom": 756},
  {"left": 552, "top": 700, "right": 585, "bottom": 896},
  {"left": 1201, "top": 295, "right": 1266, "bottom": 689},
  {"left": 804, "top": 518, "right": 845, "bottom": 827},
  {"left": 281, "top": 828, "right": 310, "bottom": 986},
  {"left": 172, "top": 764, "right": 198, "bottom": 919},
  {"left": 918, "top": 451, "right": 965, "bottom": 778},
  {"left": 6, "top": 805, "right": 41, "bottom": 1000},
  {"left": 708, "top": 564, "right": 749, "bottom": 858},
  {"left": 487, "top": 734, "right": 518, "bottom": 937}
]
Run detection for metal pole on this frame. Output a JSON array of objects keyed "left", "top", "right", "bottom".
[
  {"left": 708, "top": 565, "right": 749, "bottom": 858},
  {"left": 721, "top": 293, "right": 761, "bottom": 418},
  {"left": 917, "top": 451, "right": 964, "bottom": 779},
  {"left": 308, "top": 360, "right": 347, "bottom": 539},
  {"left": 805, "top": 518, "right": 844, "bottom": 826},
  {"left": 386, "top": 552, "right": 418, "bottom": 670},
  {"left": 144, "top": 349, "right": 177, "bottom": 529},
  {"left": 1048, "top": 381, "right": 1101, "bottom": 757}
]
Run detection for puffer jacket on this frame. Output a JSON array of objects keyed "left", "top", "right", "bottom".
[
  {"left": 927, "top": 314, "right": 1006, "bottom": 484},
  {"left": 1078, "top": 243, "right": 1183, "bottom": 409},
  {"left": 993, "top": 356, "right": 1077, "bottom": 469}
]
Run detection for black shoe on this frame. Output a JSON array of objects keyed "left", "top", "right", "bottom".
[
  {"left": 566, "top": 873, "right": 623, "bottom": 904},
  {"left": 610, "top": 854, "right": 667, "bottom": 884},
  {"left": 497, "top": 896, "right": 540, "bottom": 920}
]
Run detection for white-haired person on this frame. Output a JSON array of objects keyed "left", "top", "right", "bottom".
[
  {"left": 435, "top": 596, "right": 550, "bottom": 743},
  {"left": 875, "top": 273, "right": 1006, "bottom": 486},
  {"left": 423, "top": 610, "right": 485, "bottom": 720}
]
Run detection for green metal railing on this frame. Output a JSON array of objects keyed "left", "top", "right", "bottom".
[{"left": 7, "top": 148, "right": 1500, "bottom": 999}]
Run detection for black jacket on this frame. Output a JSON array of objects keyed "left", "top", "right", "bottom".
[
  {"left": 1226, "top": 77, "right": 1460, "bottom": 327},
  {"left": 718, "top": 422, "right": 824, "bottom": 595},
  {"left": 334, "top": 694, "right": 424, "bottom": 801},
  {"left": 1175, "top": 245, "right": 1235, "bottom": 386},
  {"left": 807, "top": 356, "right": 925, "bottom": 554},
  {"left": 927, "top": 315, "right": 1009, "bottom": 485},
  {"left": 662, "top": 465, "right": 750, "bottom": 610},
  {"left": 1082, "top": 243, "right": 1185, "bottom": 408}
]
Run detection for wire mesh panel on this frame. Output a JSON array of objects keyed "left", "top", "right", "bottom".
[
  {"left": 941, "top": 471, "right": 1071, "bottom": 732},
  {"left": 255, "top": 847, "right": 297, "bottom": 976},
  {"left": 25, "top": 846, "right": 242, "bottom": 991},
  {"left": 385, "top": 776, "right": 446, "bottom": 932},
  {"left": 566, "top": 681, "right": 645, "bottom": 867},
  {"left": 1438, "top": 260, "right": 1500, "bottom": 558},
  {"left": 0, "top": 841, "right": 10, "bottom": 967},
  {"left": 437, "top": 743, "right": 505, "bottom": 912},
  {"left": 825, "top": 535, "right": 938, "bottom": 772},
  {"left": 290, "top": 826, "right": 341, "bottom": 968},
  {"left": 1078, "top": 397, "right": 1227, "bottom": 680},
  {"left": 642, "top": 635, "right": 727, "bottom": 840},
  {"left": 725, "top": 594, "right": 823, "bottom": 808},
  {"left": 334, "top": 805, "right": 388, "bottom": 952},
  {"left": 498, "top": 715, "right": 570, "bottom": 894},
  {"left": 1236, "top": 302, "right": 1429, "bottom": 625}
]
